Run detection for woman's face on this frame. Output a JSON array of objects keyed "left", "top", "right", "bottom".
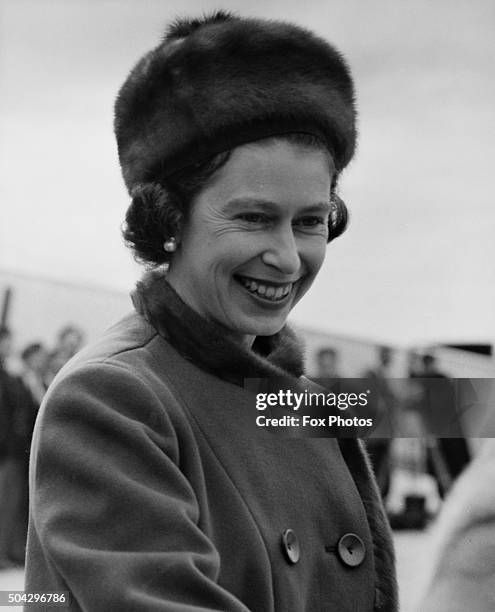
[{"left": 166, "top": 139, "right": 334, "bottom": 344}]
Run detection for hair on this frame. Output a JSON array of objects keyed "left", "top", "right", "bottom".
[
  {"left": 422, "top": 353, "right": 435, "bottom": 367},
  {"left": 58, "top": 325, "right": 83, "bottom": 342},
  {"left": 317, "top": 347, "right": 338, "bottom": 361},
  {"left": 21, "top": 342, "right": 44, "bottom": 363},
  {"left": 122, "top": 133, "right": 349, "bottom": 266},
  {"left": 0, "top": 326, "right": 11, "bottom": 341}
]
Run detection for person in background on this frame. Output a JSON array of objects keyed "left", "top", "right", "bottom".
[
  {"left": 0, "top": 328, "right": 34, "bottom": 567},
  {"left": 55, "top": 325, "right": 85, "bottom": 360},
  {"left": 0, "top": 327, "right": 15, "bottom": 568},
  {"left": 413, "top": 353, "right": 471, "bottom": 497},
  {"left": 43, "top": 348, "right": 71, "bottom": 388},
  {"left": 8, "top": 343, "right": 49, "bottom": 562},
  {"left": 315, "top": 346, "right": 342, "bottom": 379},
  {"left": 406, "top": 350, "right": 423, "bottom": 378},
  {"left": 386, "top": 408, "right": 441, "bottom": 530},
  {"left": 43, "top": 327, "right": 86, "bottom": 388},
  {"left": 0, "top": 327, "right": 12, "bottom": 365},
  {"left": 20, "top": 343, "right": 48, "bottom": 407},
  {"left": 362, "top": 346, "right": 397, "bottom": 498},
  {"left": 0, "top": 327, "right": 14, "bottom": 464}
]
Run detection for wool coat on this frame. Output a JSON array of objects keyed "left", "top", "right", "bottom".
[{"left": 25, "top": 275, "right": 397, "bottom": 611}]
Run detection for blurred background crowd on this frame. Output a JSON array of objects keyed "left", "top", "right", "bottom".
[{"left": 0, "top": 322, "right": 85, "bottom": 569}]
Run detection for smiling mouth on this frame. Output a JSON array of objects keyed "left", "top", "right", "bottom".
[{"left": 234, "top": 275, "right": 294, "bottom": 302}]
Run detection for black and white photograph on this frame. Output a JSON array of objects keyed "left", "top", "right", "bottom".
[{"left": 1, "top": 1, "right": 494, "bottom": 610}]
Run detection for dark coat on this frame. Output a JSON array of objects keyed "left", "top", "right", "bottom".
[
  {"left": 0, "top": 366, "right": 15, "bottom": 459},
  {"left": 0, "top": 367, "right": 35, "bottom": 460},
  {"left": 26, "top": 278, "right": 397, "bottom": 611}
]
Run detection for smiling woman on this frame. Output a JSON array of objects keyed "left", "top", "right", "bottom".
[
  {"left": 25, "top": 10, "right": 397, "bottom": 612},
  {"left": 124, "top": 132, "right": 344, "bottom": 345}
]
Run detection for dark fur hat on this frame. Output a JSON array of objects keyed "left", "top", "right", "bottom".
[{"left": 115, "top": 10, "right": 357, "bottom": 193}]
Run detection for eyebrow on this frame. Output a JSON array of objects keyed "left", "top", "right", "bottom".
[{"left": 223, "top": 197, "right": 331, "bottom": 214}]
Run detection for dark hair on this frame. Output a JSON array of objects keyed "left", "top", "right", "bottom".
[
  {"left": 422, "top": 353, "right": 435, "bottom": 367},
  {"left": 0, "top": 326, "right": 11, "bottom": 341},
  {"left": 21, "top": 342, "right": 44, "bottom": 362},
  {"left": 317, "top": 347, "right": 338, "bottom": 361},
  {"left": 122, "top": 133, "right": 349, "bottom": 266}
]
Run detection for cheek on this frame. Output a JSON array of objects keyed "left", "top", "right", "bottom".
[
  {"left": 305, "top": 240, "right": 328, "bottom": 277},
  {"left": 215, "top": 234, "right": 259, "bottom": 268},
  {"left": 198, "top": 239, "right": 244, "bottom": 283}
]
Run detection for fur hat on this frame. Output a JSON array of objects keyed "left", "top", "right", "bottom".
[{"left": 114, "top": 10, "right": 357, "bottom": 193}]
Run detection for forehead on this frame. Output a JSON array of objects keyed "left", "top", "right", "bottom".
[{"left": 202, "top": 139, "right": 334, "bottom": 206}]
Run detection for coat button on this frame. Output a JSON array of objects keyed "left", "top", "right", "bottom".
[
  {"left": 281, "top": 529, "right": 300, "bottom": 564},
  {"left": 337, "top": 533, "right": 366, "bottom": 567}
]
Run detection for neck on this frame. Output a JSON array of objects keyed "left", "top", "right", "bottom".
[{"left": 165, "top": 272, "right": 256, "bottom": 349}]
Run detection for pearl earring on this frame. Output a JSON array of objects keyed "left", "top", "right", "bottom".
[{"left": 163, "top": 237, "right": 177, "bottom": 253}]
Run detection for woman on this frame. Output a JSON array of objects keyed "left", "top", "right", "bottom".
[{"left": 26, "top": 11, "right": 397, "bottom": 611}]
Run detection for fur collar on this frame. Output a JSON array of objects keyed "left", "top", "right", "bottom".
[
  {"left": 132, "top": 270, "right": 305, "bottom": 385},
  {"left": 132, "top": 269, "right": 398, "bottom": 612}
]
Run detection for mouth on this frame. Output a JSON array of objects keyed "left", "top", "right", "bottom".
[{"left": 234, "top": 274, "right": 295, "bottom": 303}]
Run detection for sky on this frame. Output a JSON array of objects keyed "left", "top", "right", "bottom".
[{"left": 1, "top": 0, "right": 494, "bottom": 346}]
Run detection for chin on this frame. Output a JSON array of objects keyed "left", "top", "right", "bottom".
[{"left": 237, "top": 315, "right": 287, "bottom": 338}]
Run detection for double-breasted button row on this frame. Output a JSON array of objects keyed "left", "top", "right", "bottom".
[{"left": 281, "top": 529, "right": 365, "bottom": 567}]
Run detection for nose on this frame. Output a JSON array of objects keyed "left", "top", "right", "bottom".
[{"left": 261, "top": 226, "right": 301, "bottom": 275}]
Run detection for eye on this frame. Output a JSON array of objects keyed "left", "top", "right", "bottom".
[
  {"left": 294, "top": 216, "right": 326, "bottom": 228},
  {"left": 237, "top": 212, "right": 270, "bottom": 224}
]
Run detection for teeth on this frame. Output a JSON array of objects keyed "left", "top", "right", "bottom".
[{"left": 238, "top": 276, "right": 293, "bottom": 301}]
